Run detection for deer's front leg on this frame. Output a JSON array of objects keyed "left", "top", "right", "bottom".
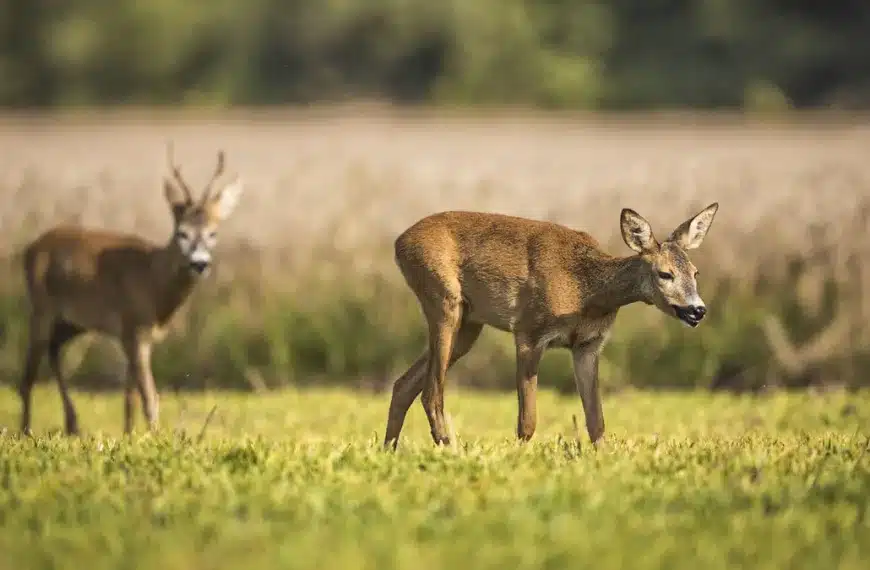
[
  {"left": 572, "top": 339, "right": 605, "bottom": 444},
  {"left": 515, "top": 338, "right": 544, "bottom": 441},
  {"left": 123, "top": 336, "right": 159, "bottom": 432}
]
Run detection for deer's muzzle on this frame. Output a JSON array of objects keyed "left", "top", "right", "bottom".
[{"left": 672, "top": 304, "right": 706, "bottom": 328}]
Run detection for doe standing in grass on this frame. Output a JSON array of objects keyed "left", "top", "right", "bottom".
[
  {"left": 383, "top": 202, "right": 719, "bottom": 449},
  {"left": 18, "top": 144, "right": 245, "bottom": 436}
]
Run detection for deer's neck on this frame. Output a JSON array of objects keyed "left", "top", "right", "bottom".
[
  {"left": 583, "top": 255, "right": 650, "bottom": 315},
  {"left": 150, "top": 244, "right": 198, "bottom": 326}
]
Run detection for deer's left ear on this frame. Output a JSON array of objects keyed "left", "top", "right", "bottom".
[
  {"left": 620, "top": 208, "right": 659, "bottom": 253},
  {"left": 210, "top": 177, "right": 244, "bottom": 221},
  {"left": 668, "top": 202, "right": 719, "bottom": 250}
]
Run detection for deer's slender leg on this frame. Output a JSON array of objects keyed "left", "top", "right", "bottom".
[
  {"left": 515, "top": 337, "right": 544, "bottom": 441},
  {"left": 420, "top": 296, "right": 463, "bottom": 445},
  {"left": 123, "top": 336, "right": 159, "bottom": 433},
  {"left": 572, "top": 340, "right": 605, "bottom": 444},
  {"left": 384, "top": 354, "right": 427, "bottom": 449},
  {"left": 19, "top": 312, "right": 50, "bottom": 436},
  {"left": 123, "top": 375, "right": 137, "bottom": 434},
  {"left": 47, "top": 320, "right": 85, "bottom": 435},
  {"left": 384, "top": 320, "right": 483, "bottom": 450}
]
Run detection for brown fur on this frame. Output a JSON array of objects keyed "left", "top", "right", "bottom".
[
  {"left": 383, "top": 204, "right": 719, "bottom": 448},
  {"left": 18, "top": 146, "right": 245, "bottom": 435}
]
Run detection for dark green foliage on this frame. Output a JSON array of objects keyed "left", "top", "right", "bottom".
[{"left": 2, "top": 0, "right": 869, "bottom": 109}]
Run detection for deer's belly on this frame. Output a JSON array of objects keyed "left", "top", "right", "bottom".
[
  {"left": 58, "top": 301, "right": 124, "bottom": 337},
  {"left": 461, "top": 278, "right": 523, "bottom": 332}
]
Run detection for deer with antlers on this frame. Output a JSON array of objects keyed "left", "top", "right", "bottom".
[
  {"left": 383, "top": 203, "right": 719, "bottom": 449},
  {"left": 18, "top": 144, "right": 245, "bottom": 436}
]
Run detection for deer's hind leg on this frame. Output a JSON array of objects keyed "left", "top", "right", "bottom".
[
  {"left": 383, "top": 317, "right": 483, "bottom": 449},
  {"left": 47, "top": 319, "right": 86, "bottom": 435},
  {"left": 19, "top": 311, "right": 52, "bottom": 436},
  {"left": 393, "top": 234, "right": 470, "bottom": 446},
  {"left": 384, "top": 355, "right": 427, "bottom": 449},
  {"left": 419, "top": 286, "right": 467, "bottom": 446}
]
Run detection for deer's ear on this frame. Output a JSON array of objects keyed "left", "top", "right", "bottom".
[
  {"left": 209, "top": 177, "right": 244, "bottom": 221},
  {"left": 668, "top": 202, "right": 719, "bottom": 250},
  {"left": 620, "top": 208, "right": 658, "bottom": 253}
]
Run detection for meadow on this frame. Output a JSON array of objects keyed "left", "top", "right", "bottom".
[
  {"left": 0, "top": 386, "right": 868, "bottom": 570},
  {"left": 0, "top": 109, "right": 869, "bottom": 568},
  {"left": 0, "top": 109, "right": 868, "bottom": 569}
]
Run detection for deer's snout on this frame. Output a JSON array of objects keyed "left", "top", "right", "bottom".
[
  {"left": 188, "top": 247, "right": 212, "bottom": 275},
  {"left": 189, "top": 259, "right": 210, "bottom": 274},
  {"left": 672, "top": 304, "right": 706, "bottom": 328}
]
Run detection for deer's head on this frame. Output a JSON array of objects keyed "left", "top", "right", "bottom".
[
  {"left": 163, "top": 143, "right": 244, "bottom": 276},
  {"left": 620, "top": 202, "right": 719, "bottom": 327}
]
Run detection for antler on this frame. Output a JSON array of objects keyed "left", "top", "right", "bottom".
[
  {"left": 166, "top": 141, "right": 194, "bottom": 204},
  {"left": 200, "top": 150, "right": 227, "bottom": 204}
]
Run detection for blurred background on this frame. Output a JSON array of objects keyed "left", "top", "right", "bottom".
[
  {"left": 3, "top": 0, "right": 870, "bottom": 110},
  {"left": 1, "top": 0, "right": 869, "bottom": 396}
]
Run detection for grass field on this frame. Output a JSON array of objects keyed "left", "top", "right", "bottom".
[
  {"left": 0, "top": 385, "right": 868, "bottom": 570},
  {"left": 0, "top": 111, "right": 869, "bottom": 569}
]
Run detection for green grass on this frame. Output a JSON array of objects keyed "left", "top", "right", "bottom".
[{"left": 0, "top": 386, "right": 868, "bottom": 570}]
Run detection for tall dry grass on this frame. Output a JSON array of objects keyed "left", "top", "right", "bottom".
[{"left": 1, "top": 108, "right": 868, "bottom": 394}]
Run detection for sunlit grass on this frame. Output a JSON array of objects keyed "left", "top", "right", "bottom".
[{"left": 0, "top": 386, "right": 868, "bottom": 570}]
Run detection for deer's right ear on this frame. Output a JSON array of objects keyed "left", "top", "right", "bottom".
[
  {"left": 164, "top": 179, "right": 190, "bottom": 220},
  {"left": 209, "top": 177, "right": 244, "bottom": 221},
  {"left": 620, "top": 208, "right": 658, "bottom": 253},
  {"left": 667, "top": 202, "right": 719, "bottom": 250}
]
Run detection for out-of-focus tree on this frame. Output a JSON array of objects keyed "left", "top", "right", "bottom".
[{"left": 0, "top": 0, "right": 869, "bottom": 109}]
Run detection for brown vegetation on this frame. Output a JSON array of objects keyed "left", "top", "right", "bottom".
[{"left": 0, "top": 108, "right": 868, "bottom": 395}]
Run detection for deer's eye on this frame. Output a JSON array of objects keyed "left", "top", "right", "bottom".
[
  {"left": 657, "top": 271, "right": 674, "bottom": 281},
  {"left": 175, "top": 229, "right": 192, "bottom": 242}
]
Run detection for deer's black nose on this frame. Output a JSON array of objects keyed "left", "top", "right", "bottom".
[
  {"left": 190, "top": 260, "right": 210, "bottom": 274},
  {"left": 672, "top": 304, "right": 707, "bottom": 327}
]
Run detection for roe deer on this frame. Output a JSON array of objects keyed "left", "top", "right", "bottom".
[
  {"left": 383, "top": 203, "right": 719, "bottom": 449},
  {"left": 18, "top": 144, "right": 245, "bottom": 435}
]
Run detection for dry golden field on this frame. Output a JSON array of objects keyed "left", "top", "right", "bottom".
[
  {"left": 0, "top": 110, "right": 867, "bottom": 259},
  {"left": 0, "top": 108, "right": 869, "bottom": 395}
]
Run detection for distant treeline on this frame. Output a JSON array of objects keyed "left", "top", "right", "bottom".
[{"left": 2, "top": 0, "right": 870, "bottom": 110}]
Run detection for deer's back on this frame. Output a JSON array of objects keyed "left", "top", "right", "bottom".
[
  {"left": 23, "top": 225, "right": 163, "bottom": 333},
  {"left": 395, "top": 211, "right": 610, "bottom": 331}
]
